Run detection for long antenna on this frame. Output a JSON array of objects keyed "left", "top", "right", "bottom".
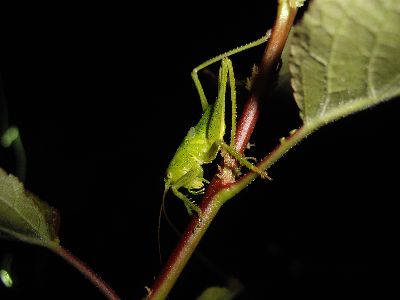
[
  {"left": 158, "top": 184, "right": 186, "bottom": 264},
  {"left": 158, "top": 185, "right": 169, "bottom": 264}
]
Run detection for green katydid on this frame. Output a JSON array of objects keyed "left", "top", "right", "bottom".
[{"left": 163, "top": 31, "right": 272, "bottom": 217}]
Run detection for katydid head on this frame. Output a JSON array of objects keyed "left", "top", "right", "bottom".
[
  {"left": 164, "top": 170, "right": 172, "bottom": 184},
  {"left": 163, "top": 172, "right": 174, "bottom": 199},
  {"left": 163, "top": 179, "right": 171, "bottom": 203}
]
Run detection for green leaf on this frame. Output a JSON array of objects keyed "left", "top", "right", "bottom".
[
  {"left": 0, "top": 168, "right": 59, "bottom": 248},
  {"left": 196, "top": 287, "right": 236, "bottom": 300},
  {"left": 196, "top": 279, "right": 242, "bottom": 300},
  {"left": 1, "top": 127, "right": 20, "bottom": 148},
  {"left": 290, "top": 0, "right": 400, "bottom": 130}
]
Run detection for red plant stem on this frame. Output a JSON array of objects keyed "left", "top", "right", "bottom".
[
  {"left": 52, "top": 245, "right": 121, "bottom": 300},
  {"left": 235, "top": 1, "right": 297, "bottom": 154},
  {"left": 146, "top": 185, "right": 223, "bottom": 300},
  {"left": 235, "top": 98, "right": 260, "bottom": 153},
  {"left": 147, "top": 2, "right": 298, "bottom": 299}
]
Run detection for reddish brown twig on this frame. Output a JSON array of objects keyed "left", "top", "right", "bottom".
[{"left": 52, "top": 245, "right": 121, "bottom": 300}]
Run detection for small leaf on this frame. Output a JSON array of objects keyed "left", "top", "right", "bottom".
[
  {"left": 290, "top": 0, "right": 400, "bottom": 129},
  {"left": 196, "top": 287, "right": 236, "bottom": 300},
  {"left": 0, "top": 168, "right": 59, "bottom": 247},
  {"left": 1, "top": 127, "right": 20, "bottom": 148},
  {"left": 196, "top": 278, "right": 242, "bottom": 300}
]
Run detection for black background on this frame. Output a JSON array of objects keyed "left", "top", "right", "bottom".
[{"left": 0, "top": 2, "right": 399, "bottom": 299}]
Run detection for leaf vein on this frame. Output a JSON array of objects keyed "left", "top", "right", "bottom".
[{"left": 367, "top": 3, "right": 388, "bottom": 99}]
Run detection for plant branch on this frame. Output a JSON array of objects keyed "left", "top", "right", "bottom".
[
  {"left": 235, "top": 0, "right": 297, "bottom": 154},
  {"left": 146, "top": 1, "right": 299, "bottom": 299},
  {"left": 51, "top": 245, "right": 121, "bottom": 300}
]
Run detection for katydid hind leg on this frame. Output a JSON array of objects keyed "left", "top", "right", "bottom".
[
  {"left": 203, "top": 58, "right": 237, "bottom": 162},
  {"left": 225, "top": 58, "right": 237, "bottom": 148},
  {"left": 191, "top": 31, "right": 271, "bottom": 113},
  {"left": 206, "top": 58, "right": 230, "bottom": 145},
  {"left": 221, "top": 142, "right": 271, "bottom": 180}
]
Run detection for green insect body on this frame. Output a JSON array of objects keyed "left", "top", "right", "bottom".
[
  {"left": 165, "top": 60, "right": 231, "bottom": 215},
  {"left": 163, "top": 32, "right": 272, "bottom": 216}
]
